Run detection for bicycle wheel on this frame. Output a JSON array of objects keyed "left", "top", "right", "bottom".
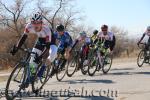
[
  {"left": 137, "top": 50, "right": 145, "bottom": 67},
  {"left": 88, "top": 53, "right": 99, "bottom": 76},
  {"left": 56, "top": 59, "right": 67, "bottom": 81},
  {"left": 39, "top": 64, "right": 51, "bottom": 83},
  {"left": 80, "top": 59, "right": 88, "bottom": 75},
  {"left": 32, "top": 63, "right": 50, "bottom": 93},
  {"left": 102, "top": 54, "right": 113, "bottom": 74},
  {"left": 66, "top": 51, "right": 78, "bottom": 77},
  {"left": 5, "top": 62, "right": 27, "bottom": 100}
]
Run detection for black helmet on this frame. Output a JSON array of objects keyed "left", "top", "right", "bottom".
[
  {"left": 56, "top": 24, "right": 65, "bottom": 32},
  {"left": 101, "top": 24, "right": 108, "bottom": 30},
  {"left": 93, "top": 30, "right": 98, "bottom": 35}
]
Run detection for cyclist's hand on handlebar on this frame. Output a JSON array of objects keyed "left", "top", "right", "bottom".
[
  {"left": 137, "top": 41, "right": 140, "bottom": 46},
  {"left": 10, "top": 45, "right": 18, "bottom": 56}
]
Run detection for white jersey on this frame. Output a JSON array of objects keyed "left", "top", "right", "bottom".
[
  {"left": 24, "top": 23, "right": 51, "bottom": 42},
  {"left": 98, "top": 31, "right": 114, "bottom": 41}
]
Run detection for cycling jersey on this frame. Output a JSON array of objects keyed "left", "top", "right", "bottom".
[
  {"left": 98, "top": 31, "right": 114, "bottom": 41},
  {"left": 24, "top": 23, "right": 51, "bottom": 42},
  {"left": 97, "top": 31, "right": 115, "bottom": 51},
  {"left": 91, "top": 34, "right": 97, "bottom": 43},
  {"left": 54, "top": 32, "right": 73, "bottom": 51}
]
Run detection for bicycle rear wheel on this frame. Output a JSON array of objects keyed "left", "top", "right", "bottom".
[
  {"left": 80, "top": 60, "right": 88, "bottom": 75},
  {"left": 32, "top": 63, "right": 50, "bottom": 93}
]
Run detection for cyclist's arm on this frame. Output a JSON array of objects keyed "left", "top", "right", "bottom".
[
  {"left": 16, "top": 24, "right": 30, "bottom": 49},
  {"left": 71, "top": 39, "right": 79, "bottom": 52},
  {"left": 16, "top": 34, "right": 28, "bottom": 49},
  {"left": 110, "top": 35, "right": 116, "bottom": 51},
  {"left": 138, "top": 33, "right": 146, "bottom": 44}
]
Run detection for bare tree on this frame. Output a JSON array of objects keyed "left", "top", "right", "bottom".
[
  {"left": 0, "top": 0, "right": 29, "bottom": 36},
  {"left": 37, "top": 0, "right": 81, "bottom": 32}
]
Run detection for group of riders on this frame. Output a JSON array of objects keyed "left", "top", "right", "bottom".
[
  {"left": 10, "top": 12, "right": 116, "bottom": 75},
  {"left": 5, "top": 12, "right": 150, "bottom": 100},
  {"left": 10, "top": 12, "right": 150, "bottom": 76}
]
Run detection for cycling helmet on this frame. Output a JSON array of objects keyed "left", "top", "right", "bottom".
[
  {"left": 101, "top": 24, "right": 108, "bottom": 30},
  {"left": 147, "top": 26, "right": 150, "bottom": 31},
  {"left": 93, "top": 30, "right": 98, "bottom": 35},
  {"left": 56, "top": 24, "right": 65, "bottom": 32},
  {"left": 31, "top": 12, "right": 43, "bottom": 23},
  {"left": 80, "top": 31, "right": 87, "bottom": 37}
]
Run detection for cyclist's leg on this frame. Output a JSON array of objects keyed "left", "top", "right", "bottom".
[
  {"left": 47, "top": 45, "right": 58, "bottom": 65},
  {"left": 64, "top": 47, "right": 71, "bottom": 60},
  {"left": 29, "top": 44, "right": 44, "bottom": 74}
]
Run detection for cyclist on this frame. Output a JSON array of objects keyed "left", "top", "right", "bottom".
[
  {"left": 54, "top": 24, "right": 73, "bottom": 60},
  {"left": 138, "top": 26, "right": 150, "bottom": 47},
  {"left": 72, "top": 31, "right": 91, "bottom": 65},
  {"left": 10, "top": 12, "right": 58, "bottom": 74},
  {"left": 137, "top": 26, "right": 150, "bottom": 62},
  {"left": 91, "top": 30, "right": 98, "bottom": 43},
  {"left": 97, "top": 24, "right": 116, "bottom": 55}
]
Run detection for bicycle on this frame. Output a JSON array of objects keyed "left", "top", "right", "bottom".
[
  {"left": 43, "top": 50, "right": 68, "bottom": 82},
  {"left": 66, "top": 48, "right": 89, "bottom": 77},
  {"left": 5, "top": 47, "right": 49, "bottom": 99},
  {"left": 137, "top": 43, "right": 150, "bottom": 67},
  {"left": 88, "top": 40, "right": 113, "bottom": 76}
]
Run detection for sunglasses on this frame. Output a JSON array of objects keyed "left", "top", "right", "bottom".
[
  {"left": 31, "top": 21, "right": 42, "bottom": 24},
  {"left": 102, "top": 29, "right": 107, "bottom": 32}
]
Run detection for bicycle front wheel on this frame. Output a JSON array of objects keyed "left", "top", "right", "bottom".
[
  {"left": 66, "top": 53, "right": 78, "bottom": 77},
  {"left": 56, "top": 59, "right": 67, "bottom": 81},
  {"left": 102, "top": 54, "right": 113, "bottom": 74},
  {"left": 137, "top": 50, "right": 145, "bottom": 67},
  {"left": 5, "top": 62, "right": 27, "bottom": 100}
]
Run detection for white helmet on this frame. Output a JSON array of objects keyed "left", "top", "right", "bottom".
[
  {"left": 31, "top": 12, "right": 42, "bottom": 22},
  {"left": 147, "top": 26, "right": 150, "bottom": 31}
]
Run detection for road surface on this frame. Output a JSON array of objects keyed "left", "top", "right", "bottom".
[{"left": 0, "top": 58, "right": 150, "bottom": 100}]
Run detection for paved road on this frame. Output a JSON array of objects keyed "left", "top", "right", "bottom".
[{"left": 0, "top": 58, "right": 150, "bottom": 100}]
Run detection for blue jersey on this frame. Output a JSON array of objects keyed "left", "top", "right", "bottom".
[{"left": 54, "top": 32, "right": 73, "bottom": 50}]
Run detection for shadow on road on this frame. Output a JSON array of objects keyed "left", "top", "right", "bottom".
[
  {"left": 64, "top": 96, "right": 114, "bottom": 100},
  {"left": 111, "top": 68, "right": 135, "bottom": 71},
  {"left": 12, "top": 96, "right": 114, "bottom": 100},
  {"left": 106, "top": 71, "right": 150, "bottom": 76},
  {"left": 63, "top": 79, "right": 115, "bottom": 84}
]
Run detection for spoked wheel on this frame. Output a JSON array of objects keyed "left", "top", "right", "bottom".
[
  {"left": 56, "top": 59, "right": 67, "bottom": 81},
  {"left": 5, "top": 62, "right": 27, "bottom": 100},
  {"left": 32, "top": 63, "right": 49, "bottom": 94},
  {"left": 80, "top": 58, "right": 88, "bottom": 75},
  {"left": 88, "top": 54, "right": 99, "bottom": 76},
  {"left": 66, "top": 51, "right": 78, "bottom": 77},
  {"left": 137, "top": 50, "right": 145, "bottom": 67},
  {"left": 102, "top": 54, "right": 113, "bottom": 74},
  {"left": 39, "top": 64, "right": 50, "bottom": 83}
]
